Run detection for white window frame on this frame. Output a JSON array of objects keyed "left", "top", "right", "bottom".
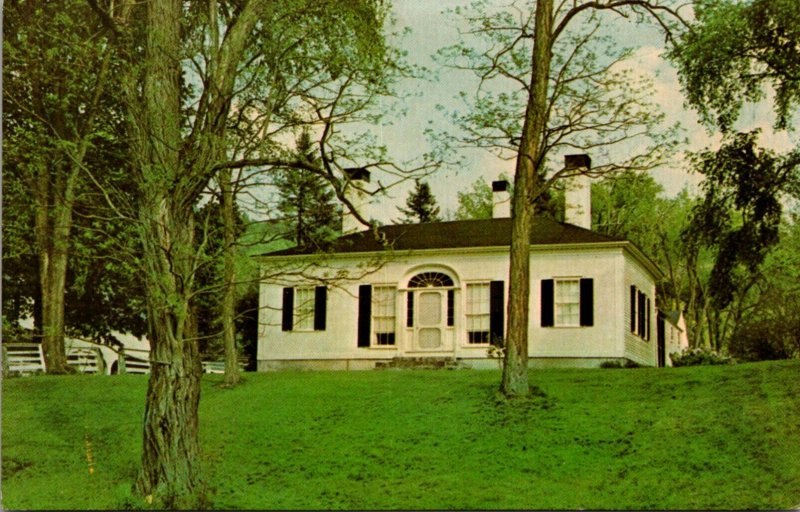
[
  {"left": 372, "top": 285, "right": 396, "bottom": 346},
  {"left": 465, "top": 282, "right": 491, "bottom": 344},
  {"left": 293, "top": 286, "right": 316, "bottom": 331},
  {"left": 554, "top": 278, "right": 581, "bottom": 327}
]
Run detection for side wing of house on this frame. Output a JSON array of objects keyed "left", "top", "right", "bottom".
[
  {"left": 526, "top": 246, "right": 624, "bottom": 367},
  {"left": 623, "top": 250, "right": 659, "bottom": 367}
]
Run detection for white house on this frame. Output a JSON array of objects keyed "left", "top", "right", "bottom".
[
  {"left": 256, "top": 155, "right": 666, "bottom": 370},
  {"left": 657, "top": 309, "right": 690, "bottom": 366}
]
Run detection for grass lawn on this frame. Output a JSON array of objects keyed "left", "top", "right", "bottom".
[{"left": 3, "top": 360, "right": 800, "bottom": 510}]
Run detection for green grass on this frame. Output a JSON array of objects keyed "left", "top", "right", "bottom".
[{"left": 3, "top": 361, "right": 800, "bottom": 510}]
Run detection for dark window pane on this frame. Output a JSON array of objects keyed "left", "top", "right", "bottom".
[
  {"left": 375, "top": 332, "right": 396, "bottom": 346},
  {"left": 468, "top": 331, "right": 490, "bottom": 344}
]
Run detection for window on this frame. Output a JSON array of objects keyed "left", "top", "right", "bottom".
[
  {"left": 541, "top": 278, "right": 593, "bottom": 327},
  {"left": 372, "top": 286, "right": 396, "bottom": 345},
  {"left": 282, "top": 286, "right": 327, "bottom": 332},
  {"left": 555, "top": 279, "right": 581, "bottom": 326},
  {"left": 408, "top": 272, "right": 454, "bottom": 288},
  {"left": 294, "top": 287, "right": 316, "bottom": 331},
  {"left": 466, "top": 283, "right": 490, "bottom": 344},
  {"left": 629, "top": 285, "right": 651, "bottom": 341}
]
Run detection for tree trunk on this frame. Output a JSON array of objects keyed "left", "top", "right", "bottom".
[
  {"left": 501, "top": 0, "right": 554, "bottom": 397},
  {"left": 129, "top": 0, "right": 204, "bottom": 506},
  {"left": 134, "top": 195, "right": 204, "bottom": 508},
  {"left": 35, "top": 164, "right": 79, "bottom": 374},
  {"left": 220, "top": 168, "right": 241, "bottom": 387}
]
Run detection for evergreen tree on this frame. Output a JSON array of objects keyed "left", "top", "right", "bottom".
[
  {"left": 398, "top": 180, "right": 441, "bottom": 223},
  {"left": 274, "top": 131, "right": 339, "bottom": 251}
]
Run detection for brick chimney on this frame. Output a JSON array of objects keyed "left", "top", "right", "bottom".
[
  {"left": 564, "top": 154, "right": 592, "bottom": 230},
  {"left": 341, "top": 168, "right": 370, "bottom": 235},
  {"left": 492, "top": 180, "right": 511, "bottom": 218}
]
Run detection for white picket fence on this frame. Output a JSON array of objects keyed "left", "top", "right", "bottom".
[
  {"left": 66, "top": 347, "right": 105, "bottom": 374},
  {"left": 121, "top": 350, "right": 151, "bottom": 374},
  {"left": 202, "top": 360, "right": 246, "bottom": 374},
  {"left": 2, "top": 343, "right": 243, "bottom": 377},
  {"left": 3, "top": 343, "right": 46, "bottom": 375}
]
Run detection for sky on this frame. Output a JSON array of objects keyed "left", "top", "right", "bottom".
[{"left": 360, "top": 0, "right": 798, "bottom": 223}]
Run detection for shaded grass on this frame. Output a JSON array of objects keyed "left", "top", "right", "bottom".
[{"left": 3, "top": 360, "right": 800, "bottom": 509}]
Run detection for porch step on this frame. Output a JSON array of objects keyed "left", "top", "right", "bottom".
[{"left": 375, "top": 357, "right": 464, "bottom": 370}]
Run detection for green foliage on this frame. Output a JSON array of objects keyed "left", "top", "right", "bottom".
[
  {"left": 670, "top": 347, "right": 735, "bottom": 367},
  {"left": 3, "top": 0, "right": 145, "bottom": 339},
  {"left": 668, "top": 0, "right": 800, "bottom": 131},
  {"left": 194, "top": 201, "right": 255, "bottom": 360},
  {"left": 454, "top": 175, "right": 519, "bottom": 220},
  {"left": 454, "top": 178, "right": 495, "bottom": 220},
  {"left": 272, "top": 131, "right": 340, "bottom": 251},
  {"left": 685, "top": 131, "right": 798, "bottom": 308},
  {"left": 397, "top": 180, "right": 441, "bottom": 223},
  {"left": 592, "top": 172, "right": 666, "bottom": 241},
  {"left": 728, "top": 323, "right": 799, "bottom": 362},
  {"left": 5, "top": 362, "right": 800, "bottom": 509},
  {"left": 728, "top": 213, "right": 800, "bottom": 361}
]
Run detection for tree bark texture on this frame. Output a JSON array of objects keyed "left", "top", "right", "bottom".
[
  {"left": 501, "top": 0, "right": 554, "bottom": 397},
  {"left": 129, "top": 0, "right": 204, "bottom": 506},
  {"left": 122, "top": 0, "right": 263, "bottom": 505},
  {"left": 35, "top": 177, "right": 74, "bottom": 374},
  {"left": 133, "top": 195, "right": 203, "bottom": 508}
]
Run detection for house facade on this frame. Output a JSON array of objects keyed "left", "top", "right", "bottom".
[{"left": 256, "top": 155, "right": 669, "bottom": 370}]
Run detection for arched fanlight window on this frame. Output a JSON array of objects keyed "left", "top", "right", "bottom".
[{"left": 408, "top": 272, "right": 454, "bottom": 288}]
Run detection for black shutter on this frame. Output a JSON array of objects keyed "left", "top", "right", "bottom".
[
  {"left": 638, "top": 291, "right": 646, "bottom": 338},
  {"left": 314, "top": 286, "right": 327, "bottom": 331},
  {"left": 541, "top": 279, "right": 554, "bottom": 327},
  {"left": 447, "top": 289, "right": 455, "bottom": 327},
  {"left": 490, "top": 280, "right": 505, "bottom": 344},
  {"left": 630, "top": 285, "right": 637, "bottom": 333},
  {"left": 646, "top": 298, "right": 651, "bottom": 341},
  {"left": 580, "top": 278, "right": 594, "bottom": 327},
  {"left": 281, "top": 287, "right": 294, "bottom": 331},
  {"left": 406, "top": 292, "right": 414, "bottom": 327},
  {"left": 357, "top": 285, "right": 372, "bottom": 347}
]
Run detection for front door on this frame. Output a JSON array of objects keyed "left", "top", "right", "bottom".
[{"left": 415, "top": 290, "right": 445, "bottom": 351}]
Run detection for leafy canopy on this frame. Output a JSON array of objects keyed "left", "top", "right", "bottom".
[{"left": 668, "top": 0, "right": 800, "bottom": 131}]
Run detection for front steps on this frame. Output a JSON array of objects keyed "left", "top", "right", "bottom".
[{"left": 374, "top": 356, "right": 464, "bottom": 370}]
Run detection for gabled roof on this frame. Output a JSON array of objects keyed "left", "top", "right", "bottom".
[{"left": 263, "top": 216, "right": 624, "bottom": 257}]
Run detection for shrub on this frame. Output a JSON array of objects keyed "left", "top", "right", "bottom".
[
  {"left": 670, "top": 347, "right": 735, "bottom": 367},
  {"left": 600, "top": 359, "right": 641, "bottom": 369},
  {"left": 728, "top": 320, "right": 799, "bottom": 362}
]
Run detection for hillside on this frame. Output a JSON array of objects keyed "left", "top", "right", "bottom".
[{"left": 3, "top": 361, "right": 799, "bottom": 509}]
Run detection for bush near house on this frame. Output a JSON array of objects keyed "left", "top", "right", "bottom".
[
  {"left": 3, "top": 361, "right": 800, "bottom": 510},
  {"left": 670, "top": 347, "right": 735, "bottom": 367}
]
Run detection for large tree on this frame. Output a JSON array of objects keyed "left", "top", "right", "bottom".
[
  {"left": 89, "top": 0, "right": 414, "bottom": 505},
  {"left": 668, "top": 0, "right": 800, "bottom": 351},
  {"left": 668, "top": 0, "right": 800, "bottom": 132},
  {"left": 3, "top": 0, "right": 127, "bottom": 372},
  {"left": 440, "top": 0, "right": 685, "bottom": 396}
]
